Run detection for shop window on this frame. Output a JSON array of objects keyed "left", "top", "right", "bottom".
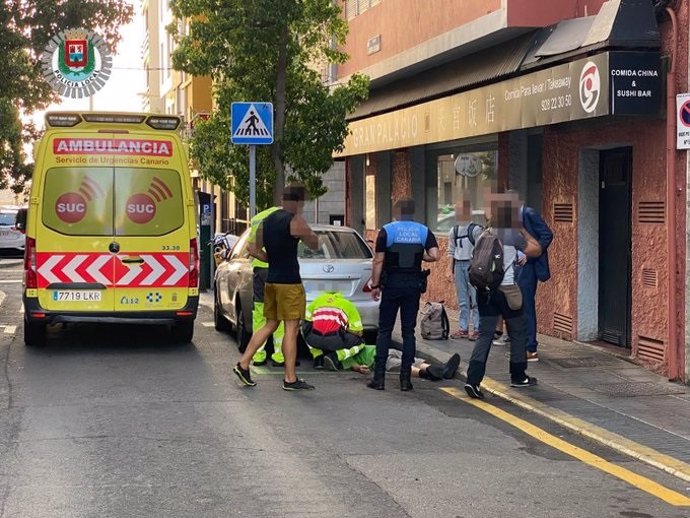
[
  {"left": 431, "top": 149, "right": 497, "bottom": 233},
  {"left": 364, "top": 173, "right": 376, "bottom": 230}
]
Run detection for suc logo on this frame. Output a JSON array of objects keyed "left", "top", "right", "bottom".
[
  {"left": 55, "top": 176, "right": 105, "bottom": 223},
  {"left": 126, "top": 177, "right": 173, "bottom": 225},
  {"left": 579, "top": 62, "right": 601, "bottom": 114}
]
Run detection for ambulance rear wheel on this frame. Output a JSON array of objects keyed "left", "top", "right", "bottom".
[
  {"left": 171, "top": 321, "right": 194, "bottom": 344},
  {"left": 24, "top": 317, "right": 46, "bottom": 347}
]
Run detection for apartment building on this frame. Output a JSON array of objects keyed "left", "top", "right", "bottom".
[{"left": 338, "top": 0, "right": 689, "bottom": 381}]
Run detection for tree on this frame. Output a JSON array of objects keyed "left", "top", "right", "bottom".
[
  {"left": 170, "top": 0, "right": 369, "bottom": 207},
  {"left": 0, "top": 1, "right": 133, "bottom": 191}
]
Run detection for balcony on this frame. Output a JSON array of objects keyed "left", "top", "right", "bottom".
[{"left": 339, "top": 0, "right": 608, "bottom": 84}]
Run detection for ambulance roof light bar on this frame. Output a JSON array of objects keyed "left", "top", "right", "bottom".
[
  {"left": 146, "top": 116, "right": 181, "bottom": 130},
  {"left": 82, "top": 114, "right": 146, "bottom": 124},
  {"left": 45, "top": 112, "right": 182, "bottom": 130},
  {"left": 45, "top": 113, "right": 82, "bottom": 127}
]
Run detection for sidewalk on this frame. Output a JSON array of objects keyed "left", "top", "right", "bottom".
[{"left": 397, "top": 320, "right": 690, "bottom": 482}]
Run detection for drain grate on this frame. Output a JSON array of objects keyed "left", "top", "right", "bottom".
[
  {"left": 592, "top": 382, "right": 687, "bottom": 397},
  {"left": 549, "top": 357, "right": 605, "bottom": 369}
]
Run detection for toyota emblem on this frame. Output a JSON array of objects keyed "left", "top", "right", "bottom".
[{"left": 323, "top": 264, "right": 335, "bottom": 273}]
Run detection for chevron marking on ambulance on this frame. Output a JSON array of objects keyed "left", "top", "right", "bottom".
[
  {"left": 86, "top": 255, "right": 111, "bottom": 285},
  {"left": 140, "top": 255, "right": 166, "bottom": 286},
  {"left": 117, "top": 262, "right": 143, "bottom": 286},
  {"left": 37, "top": 254, "right": 114, "bottom": 287},
  {"left": 63, "top": 255, "right": 87, "bottom": 283},
  {"left": 37, "top": 255, "right": 63, "bottom": 284},
  {"left": 163, "top": 255, "right": 187, "bottom": 286}
]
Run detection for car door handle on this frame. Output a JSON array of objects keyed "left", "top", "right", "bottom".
[{"left": 122, "top": 257, "right": 144, "bottom": 264}]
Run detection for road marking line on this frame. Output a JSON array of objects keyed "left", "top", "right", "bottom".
[
  {"left": 3, "top": 326, "right": 16, "bottom": 335},
  {"left": 441, "top": 387, "right": 690, "bottom": 507},
  {"left": 476, "top": 375, "right": 690, "bottom": 483},
  {"left": 0, "top": 280, "right": 22, "bottom": 284},
  {"left": 201, "top": 322, "right": 214, "bottom": 327},
  {"left": 19, "top": 305, "right": 24, "bottom": 314}
]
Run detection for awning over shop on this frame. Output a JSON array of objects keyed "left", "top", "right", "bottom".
[{"left": 348, "top": 0, "right": 661, "bottom": 123}]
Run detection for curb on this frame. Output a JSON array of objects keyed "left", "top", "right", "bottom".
[{"left": 413, "top": 339, "right": 690, "bottom": 484}]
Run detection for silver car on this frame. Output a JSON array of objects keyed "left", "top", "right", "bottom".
[
  {"left": 213, "top": 224, "right": 379, "bottom": 350},
  {"left": 0, "top": 208, "right": 25, "bottom": 251}
]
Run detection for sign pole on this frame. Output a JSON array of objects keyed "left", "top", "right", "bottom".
[{"left": 249, "top": 144, "right": 256, "bottom": 218}]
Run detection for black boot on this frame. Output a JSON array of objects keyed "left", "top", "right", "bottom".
[
  {"left": 367, "top": 376, "right": 385, "bottom": 390},
  {"left": 400, "top": 369, "right": 413, "bottom": 392},
  {"left": 367, "top": 365, "right": 386, "bottom": 390}
]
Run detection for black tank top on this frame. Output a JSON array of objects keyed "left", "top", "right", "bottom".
[{"left": 263, "top": 209, "right": 301, "bottom": 284}]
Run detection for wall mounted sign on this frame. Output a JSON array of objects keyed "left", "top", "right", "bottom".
[
  {"left": 339, "top": 51, "right": 662, "bottom": 156},
  {"left": 677, "top": 93, "right": 690, "bottom": 150},
  {"left": 41, "top": 28, "right": 113, "bottom": 99}
]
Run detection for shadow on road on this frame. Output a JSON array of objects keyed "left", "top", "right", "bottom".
[
  {"left": 24, "top": 323, "right": 200, "bottom": 356},
  {"left": 0, "top": 250, "right": 23, "bottom": 261}
]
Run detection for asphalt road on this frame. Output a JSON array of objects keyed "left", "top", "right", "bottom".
[{"left": 0, "top": 259, "right": 687, "bottom": 517}]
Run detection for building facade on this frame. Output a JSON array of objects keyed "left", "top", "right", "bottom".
[{"left": 338, "top": 0, "right": 689, "bottom": 382}]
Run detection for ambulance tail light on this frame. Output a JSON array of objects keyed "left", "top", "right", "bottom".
[
  {"left": 189, "top": 238, "right": 200, "bottom": 288},
  {"left": 24, "top": 237, "right": 37, "bottom": 289}
]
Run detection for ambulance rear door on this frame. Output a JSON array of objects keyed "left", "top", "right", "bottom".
[
  {"left": 36, "top": 132, "right": 118, "bottom": 313},
  {"left": 111, "top": 136, "right": 191, "bottom": 312}
]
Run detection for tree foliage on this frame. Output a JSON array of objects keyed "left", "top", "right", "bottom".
[
  {"left": 170, "top": 0, "right": 369, "bottom": 207},
  {"left": 0, "top": 0, "right": 133, "bottom": 192}
]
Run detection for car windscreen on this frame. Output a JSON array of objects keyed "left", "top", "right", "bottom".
[
  {"left": 0, "top": 213, "right": 16, "bottom": 226},
  {"left": 298, "top": 230, "right": 372, "bottom": 259},
  {"left": 42, "top": 167, "right": 183, "bottom": 236}
]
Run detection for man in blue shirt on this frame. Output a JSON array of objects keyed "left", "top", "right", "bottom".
[
  {"left": 368, "top": 198, "right": 439, "bottom": 391},
  {"left": 518, "top": 198, "right": 553, "bottom": 362}
]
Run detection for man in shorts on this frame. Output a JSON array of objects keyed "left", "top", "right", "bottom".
[
  {"left": 233, "top": 185, "right": 319, "bottom": 391},
  {"left": 247, "top": 206, "right": 285, "bottom": 366}
]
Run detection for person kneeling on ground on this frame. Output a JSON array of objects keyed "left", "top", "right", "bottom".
[
  {"left": 345, "top": 345, "right": 460, "bottom": 381},
  {"left": 303, "top": 291, "right": 369, "bottom": 371},
  {"left": 303, "top": 290, "right": 460, "bottom": 380}
]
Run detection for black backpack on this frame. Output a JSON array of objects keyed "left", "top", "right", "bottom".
[
  {"left": 469, "top": 229, "right": 505, "bottom": 292},
  {"left": 452, "top": 222, "right": 479, "bottom": 249}
]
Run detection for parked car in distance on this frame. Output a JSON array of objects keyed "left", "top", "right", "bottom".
[
  {"left": 214, "top": 224, "right": 378, "bottom": 350},
  {"left": 0, "top": 207, "right": 26, "bottom": 251}
]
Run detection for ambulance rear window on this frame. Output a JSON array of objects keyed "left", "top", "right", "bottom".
[
  {"left": 42, "top": 167, "right": 184, "bottom": 236},
  {"left": 114, "top": 168, "right": 183, "bottom": 236},
  {"left": 42, "top": 168, "right": 114, "bottom": 236}
]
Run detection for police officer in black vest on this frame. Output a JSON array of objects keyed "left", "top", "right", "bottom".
[{"left": 368, "top": 198, "right": 440, "bottom": 391}]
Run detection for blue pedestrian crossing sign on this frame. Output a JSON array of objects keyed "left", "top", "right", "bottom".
[{"left": 231, "top": 102, "right": 273, "bottom": 145}]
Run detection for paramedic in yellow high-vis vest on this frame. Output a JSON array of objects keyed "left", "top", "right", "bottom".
[{"left": 249, "top": 207, "right": 285, "bottom": 366}]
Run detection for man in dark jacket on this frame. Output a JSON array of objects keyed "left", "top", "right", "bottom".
[{"left": 518, "top": 199, "right": 553, "bottom": 362}]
